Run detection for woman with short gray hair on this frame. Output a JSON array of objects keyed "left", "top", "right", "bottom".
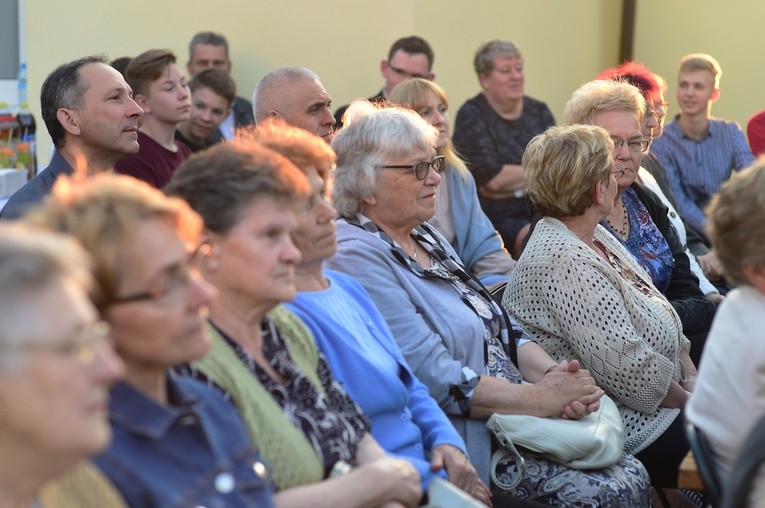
[{"left": 329, "top": 103, "right": 650, "bottom": 505}]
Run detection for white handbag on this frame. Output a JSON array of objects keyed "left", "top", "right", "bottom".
[{"left": 487, "top": 394, "right": 625, "bottom": 490}]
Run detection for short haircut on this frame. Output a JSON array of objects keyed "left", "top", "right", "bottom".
[
  {"left": 165, "top": 140, "right": 309, "bottom": 235},
  {"left": 125, "top": 49, "right": 177, "bottom": 98},
  {"left": 189, "top": 68, "right": 236, "bottom": 107},
  {"left": 389, "top": 77, "right": 469, "bottom": 179},
  {"left": 706, "top": 158, "right": 765, "bottom": 286},
  {"left": 24, "top": 174, "right": 201, "bottom": 311},
  {"left": 474, "top": 40, "right": 521, "bottom": 75},
  {"left": 188, "top": 31, "right": 229, "bottom": 61},
  {"left": 387, "top": 36, "right": 434, "bottom": 70},
  {"left": 563, "top": 79, "right": 646, "bottom": 126},
  {"left": 679, "top": 53, "right": 722, "bottom": 88},
  {"left": 594, "top": 61, "right": 661, "bottom": 103},
  {"left": 41, "top": 54, "right": 109, "bottom": 150},
  {"left": 252, "top": 66, "right": 320, "bottom": 123},
  {"left": 523, "top": 124, "right": 615, "bottom": 219},
  {"left": 0, "top": 224, "right": 92, "bottom": 372},
  {"left": 241, "top": 119, "right": 336, "bottom": 179},
  {"left": 331, "top": 101, "right": 438, "bottom": 219}
]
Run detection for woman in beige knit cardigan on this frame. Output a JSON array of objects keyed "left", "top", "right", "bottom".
[{"left": 503, "top": 124, "right": 696, "bottom": 489}]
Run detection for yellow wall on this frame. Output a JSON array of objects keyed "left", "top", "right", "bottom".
[
  {"left": 633, "top": 0, "right": 764, "bottom": 130},
  {"left": 25, "top": 0, "right": 620, "bottom": 164},
  {"left": 25, "top": 0, "right": 764, "bottom": 165}
]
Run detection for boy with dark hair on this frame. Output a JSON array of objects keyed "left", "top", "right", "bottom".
[
  {"left": 115, "top": 49, "right": 191, "bottom": 188},
  {"left": 175, "top": 69, "right": 235, "bottom": 152}
]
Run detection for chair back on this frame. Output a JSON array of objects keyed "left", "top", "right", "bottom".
[
  {"left": 721, "top": 414, "right": 765, "bottom": 508},
  {"left": 686, "top": 421, "right": 724, "bottom": 507}
]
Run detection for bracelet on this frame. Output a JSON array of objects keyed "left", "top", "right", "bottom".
[{"left": 544, "top": 365, "right": 558, "bottom": 376}]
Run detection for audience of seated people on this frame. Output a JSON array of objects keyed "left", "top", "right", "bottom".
[
  {"left": 3, "top": 33, "right": 762, "bottom": 508},
  {"left": 326, "top": 102, "right": 651, "bottom": 505}
]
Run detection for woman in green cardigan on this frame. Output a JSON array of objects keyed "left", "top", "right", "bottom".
[{"left": 167, "top": 139, "right": 422, "bottom": 507}]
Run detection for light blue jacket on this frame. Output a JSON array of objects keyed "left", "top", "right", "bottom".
[{"left": 285, "top": 270, "right": 466, "bottom": 490}]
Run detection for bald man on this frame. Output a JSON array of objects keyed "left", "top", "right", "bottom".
[{"left": 252, "top": 66, "right": 335, "bottom": 143}]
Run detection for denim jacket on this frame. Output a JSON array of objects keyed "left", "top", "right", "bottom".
[{"left": 94, "top": 376, "right": 274, "bottom": 508}]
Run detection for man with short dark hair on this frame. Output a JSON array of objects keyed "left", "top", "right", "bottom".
[
  {"left": 114, "top": 49, "right": 191, "bottom": 189},
  {"left": 176, "top": 69, "right": 236, "bottom": 152},
  {"left": 1, "top": 55, "right": 143, "bottom": 219},
  {"left": 187, "top": 31, "right": 254, "bottom": 140},
  {"left": 333, "top": 36, "right": 435, "bottom": 128},
  {"left": 252, "top": 66, "right": 336, "bottom": 144}
]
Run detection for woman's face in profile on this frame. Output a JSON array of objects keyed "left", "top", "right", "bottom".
[
  {"left": 210, "top": 197, "right": 302, "bottom": 310},
  {"left": 416, "top": 90, "right": 450, "bottom": 150},
  {"left": 105, "top": 217, "right": 213, "bottom": 370},
  {"left": 0, "top": 277, "right": 123, "bottom": 462}
]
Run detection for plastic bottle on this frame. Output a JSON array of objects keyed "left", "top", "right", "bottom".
[
  {"left": 0, "top": 102, "right": 19, "bottom": 169},
  {"left": 16, "top": 102, "right": 36, "bottom": 178},
  {"left": 17, "top": 63, "right": 27, "bottom": 107}
]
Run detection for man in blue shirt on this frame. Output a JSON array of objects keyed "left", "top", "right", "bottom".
[{"left": 651, "top": 53, "right": 754, "bottom": 240}]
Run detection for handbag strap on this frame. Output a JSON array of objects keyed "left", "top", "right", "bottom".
[{"left": 490, "top": 438, "right": 526, "bottom": 491}]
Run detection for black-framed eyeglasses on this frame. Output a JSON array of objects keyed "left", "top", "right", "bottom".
[
  {"left": 382, "top": 155, "right": 445, "bottom": 180},
  {"left": 0, "top": 321, "right": 111, "bottom": 367},
  {"left": 108, "top": 243, "right": 210, "bottom": 305},
  {"left": 611, "top": 137, "right": 649, "bottom": 153},
  {"left": 387, "top": 63, "right": 430, "bottom": 80}
]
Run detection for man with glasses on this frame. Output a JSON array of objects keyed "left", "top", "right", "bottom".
[
  {"left": 333, "top": 36, "right": 435, "bottom": 128},
  {"left": 252, "top": 66, "right": 337, "bottom": 144}
]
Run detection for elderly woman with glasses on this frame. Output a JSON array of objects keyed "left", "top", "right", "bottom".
[
  {"left": 0, "top": 224, "right": 124, "bottom": 508},
  {"left": 25, "top": 174, "right": 278, "bottom": 507},
  {"left": 390, "top": 78, "right": 515, "bottom": 286},
  {"left": 327, "top": 102, "right": 650, "bottom": 506},
  {"left": 503, "top": 123, "right": 696, "bottom": 490}
]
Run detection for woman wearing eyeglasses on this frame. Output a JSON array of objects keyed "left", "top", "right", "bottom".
[
  {"left": 26, "top": 174, "right": 278, "bottom": 507},
  {"left": 390, "top": 78, "right": 515, "bottom": 287},
  {"left": 0, "top": 225, "right": 125, "bottom": 508},
  {"left": 327, "top": 103, "right": 650, "bottom": 506}
]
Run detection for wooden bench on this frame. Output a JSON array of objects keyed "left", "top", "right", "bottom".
[{"left": 678, "top": 450, "right": 704, "bottom": 490}]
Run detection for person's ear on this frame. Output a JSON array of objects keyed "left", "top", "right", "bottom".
[
  {"left": 380, "top": 59, "right": 389, "bottom": 78},
  {"left": 593, "top": 179, "right": 607, "bottom": 207},
  {"left": 711, "top": 87, "right": 721, "bottom": 102},
  {"left": 741, "top": 264, "right": 765, "bottom": 292},
  {"left": 361, "top": 193, "right": 377, "bottom": 208},
  {"left": 56, "top": 108, "right": 82, "bottom": 137},
  {"left": 477, "top": 72, "right": 491, "bottom": 90},
  {"left": 427, "top": 72, "right": 435, "bottom": 81}
]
